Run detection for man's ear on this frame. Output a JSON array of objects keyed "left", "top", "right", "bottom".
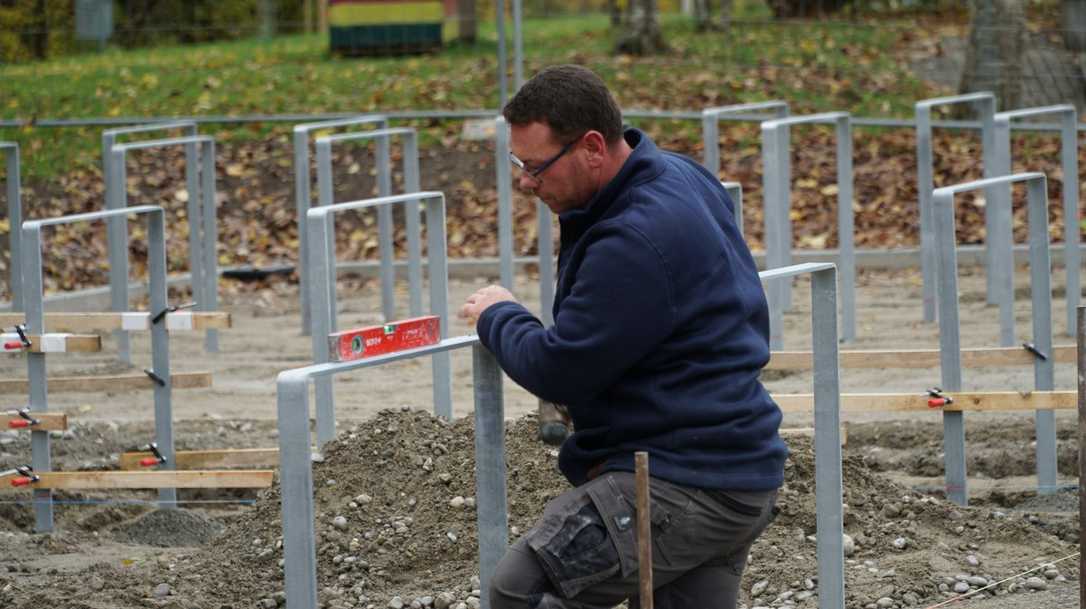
[{"left": 581, "top": 130, "right": 607, "bottom": 166}]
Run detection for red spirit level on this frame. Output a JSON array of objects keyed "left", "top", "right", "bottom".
[{"left": 328, "top": 316, "right": 441, "bottom": 362}]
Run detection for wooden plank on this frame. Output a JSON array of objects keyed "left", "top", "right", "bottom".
[
  {"left": 0, "top": 371, "right": 212, "bottom": 393},
  {"left": 0, "top": 412, "right": 67, "bottom": 431},
  {"left": 773, "top": 390, "right": 1077, "bottom": 413},
  {"left": 120, "top": 448, "right": 279, "bottom": 470},
  {"left": 0, "top": 334, "right": 101, "bottom": 353},
  {"left": 0, "top": 470, "right": 273, "bottom": 491},
  {"left": 0, "top": 312, "right": 232, "bottom": 332},
  {"left": 767, "top": 345, "right": 1076, "bottom": 370}
]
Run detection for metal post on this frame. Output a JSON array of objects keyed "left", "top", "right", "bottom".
[
  {"left": 496, "top": 118, "right": 515, "bottom": 289},
  {"left": 1076, "top": 305, "right": 1085, "bottom": 607},
  {"left": 702, "top": 115, "right": 720, "bottom": 177},
  {"left": 811, "top": 265, "right": 843, "bottom": 609},
  {"left": 2, "top": 144, "right": 22, "bottom": 311},
  {"left": 496, "top": 0, "right": 508, "bottom": 108},
  {"left": 991, "top": 116, "right": 1015, "bottom": 347},
  {"left": 512, "top": 0, "right": 524, "bottom": 92},
  {"left": 1062, "top": 112, "right": 1080, "bottom": 336},
  {"left": 108, "top": 148, "right": 132, "bottom": 363},
  {"left": 147, "top": 210, "right": 177, "bottom": 507},
  {"left": 199, "top": 139, "right": 219, "bottom": 352},
  {"left": 721, "top": 182, "right": 743, "bottom": 238},
  {"left": 1027, "top": 177, "right": 1057, "bottom": 494},
  {"left": 426, "top": 196, "right": 453, "bottom": 420},
  {"left": 835, "top": 117, "right": 856, "bottom": 343},
  {"left": 377, "top": 135, "right": 395, "bottom": 320},
  {"left": 21, "top": 223, "right": 51, "bottom": 532},
  {"left": 276, "top": 370, "right": 318, "bottom": 609},
  {"left": 761, "top": 123, "right": 786, "bottom": 350},
  {"left": 472, "top": 343, "right": 509, "bottom": 609},
  {"left": 293, "top": 116, "right": 389, "bottom": 336},
  {"left": 307, "top": 202, "right": 338, "bottom": 449},
  {"left": 403, "top": 136, "right": 423, "bottom": 317},
  {"left": 934, "top": 187, "right": 967, "bottom": 505},
  {"left": 537, "top": 201, "right": 554, "bottom": 326},
  {"left": 700, "top": 101, "right": 790, "bottom": 178},
  {"left": 184, "top": 140, "right": 206, "bottom": 325}
]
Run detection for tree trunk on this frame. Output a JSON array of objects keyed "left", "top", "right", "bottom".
[
  {"left": 959, "top": 0, "right": 1025, "bottom": 109},
  {"left": 608, "top": 0, "right": 622, "bottom": 26},
  {"left": 1064, "top": 0, "right": 1086, "bottom": 51},
  {"left": 458, "top": 0, "right": 478, "bottom": 42},
  {"left": 614, "top": 0, "right": 668, "bottom": 55},
  {"left": 32, "top": 0, "right": 47, "bottom": 59}
]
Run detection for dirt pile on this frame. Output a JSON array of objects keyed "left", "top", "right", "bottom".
[{"left": 115, "top": 509, "right": 224, "bottom": 547}]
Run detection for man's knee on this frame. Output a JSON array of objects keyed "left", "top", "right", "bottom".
[{"left": 489, "top": 545, "right": 549, "bottom": 609}]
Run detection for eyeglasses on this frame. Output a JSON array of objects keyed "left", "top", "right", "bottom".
[{"left": 509, "top": 134, "right": 582, "bottom": 180}]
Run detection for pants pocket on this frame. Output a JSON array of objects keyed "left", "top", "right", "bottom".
[{"left": 526, "top": 476, "right": 639, "bottom": 599}]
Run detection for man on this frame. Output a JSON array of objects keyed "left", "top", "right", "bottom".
[{"left": 458, "top": 65, "right": 786, "bottom": 609}]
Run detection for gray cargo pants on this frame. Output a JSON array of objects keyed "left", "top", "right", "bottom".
[{"left": 489, "top": 472, "right": 778, "bottom": 609}]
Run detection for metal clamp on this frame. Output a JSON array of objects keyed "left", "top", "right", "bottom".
[
  {"left": 138, "top": 442, "right": 167, "bottom": 467},
  {"left": 7, "top": 407, "right": 39, "bottom": 429},
  {"left": 143, "top": 368, "right": 166, "bottom": 387},
  {"left": 151, "top": 301, "right": 197, "bottom": 325},
  {"left": 3, "top": 325, "right": 31, "bottom": 351},
  {"left": 1022, "top": 342, "right": 1049, "bottom": 361},
  {"left": 926, "top": 387, "right": 954, "bottom": 408},
  {"left": 3, "top": 465, "right": 39, "bottom": 487}
]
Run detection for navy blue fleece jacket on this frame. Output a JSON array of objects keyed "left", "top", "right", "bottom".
[{"left": 478, "top": 129, "right": 786, "bottom": 491}]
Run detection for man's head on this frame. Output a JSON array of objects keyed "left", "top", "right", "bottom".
[{"left": 502, "top": 65, "right": 630, "bottom": 214}]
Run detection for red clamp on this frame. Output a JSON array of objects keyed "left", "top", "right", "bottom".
[
  {"left": 7, "top": 408, "right": 39, "bottom": 429},
  {"left": 3, "top": 325, "right": 31, "bottom": 351},
  {"left": 138, "top": 442, "right": 167, "bottom": 467},
  {"left": 926, "top": 387, "right": 953, "bottom": 408},
  {"left": 4, "top": 465, "right": 38, "bottom": 487}
]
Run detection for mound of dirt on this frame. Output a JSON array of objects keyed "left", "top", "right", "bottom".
[{"left": 115, "top": 508, "right": 224, "bottom": 547}]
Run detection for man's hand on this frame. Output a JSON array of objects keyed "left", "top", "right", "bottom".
[{"left": 459, "top": 284, "right": 518, "bottom": 328}]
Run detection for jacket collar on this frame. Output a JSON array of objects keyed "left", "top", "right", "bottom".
[{"left": 558, "top": 128, "right": 665, "bottom": 237}]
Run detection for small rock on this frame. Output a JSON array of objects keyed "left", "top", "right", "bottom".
[
  {"left": 355, "top": 494, "right": 372, "bottom": 504},
  {"left": 450, "top": 496, "right": 466, "bottom": 509},
  {"left": 953, "top": 582, "right": 970, "bottom": 594},
  {"left": 257, "top": 599, "right": 277, "bottom": 609},
  {"left": 154, "top": 583, "right": 171, "bottom": 598},
  {"left": 434, "top": 592, "right": 456, "bottom": 609},
  {"left": 751, "top": 580, "right": 769, "bottom": 597},
  {"left": 892, "top": 537, "right": 908, "bottom": 550},
  {"left": 804, "top": 578, "right": 816, "bottom": 590},
  {"left": 842, "top": 534, "right": 856, "bottom": 557},
  {"left": 465, "top": 598, "right": 481, "bottom": 609},
  {"left": 965, "top": 555, "right": 980, "bottom": 567},
  {"left": 389, "top": 597, "right": 405, "bottom": 609},
  {"left": 795, "top": 591, "right": 814, "bottom": 601},
  {"left": 875, "top": 598, "right": 893, "bottom": 609},
  {"left": 333, "top": 516, "right": 348, "bottom": 530},
  {"left": 1043, "top": 568, "right": 1059, "bottom": 580},
  {"left": 965, "top": 576, "right": 987, "bottom": 587},
  {"left": 1025, "top": 576, "right": 1047, "bottom": 590}
]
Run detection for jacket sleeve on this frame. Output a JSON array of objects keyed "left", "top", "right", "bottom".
[{"left": 476, "top": 223, "right": 675, "bottom": 405}]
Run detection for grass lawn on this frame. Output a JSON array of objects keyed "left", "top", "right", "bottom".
[{"left": 1, "top": 13, "right": 939, "bottom": 179}]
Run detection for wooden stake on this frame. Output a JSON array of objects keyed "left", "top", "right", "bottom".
[
  {"left": 634, "top": 451, "right": 653, "bottom": 609},
  {"left": 0, "top": 312, "right": 232, "bottom": 332},
  {"left": 0, "top": 371, "right": 212, "bottom": 393},
  {"left": 1077, "top": 305, "right": 1085, "bottom": 605},
  {"left": 0, "top": 469, "right": 273, "bottom": 491},
  {"left": 120, "top": 448, "right": 279, "bottom": 470}
]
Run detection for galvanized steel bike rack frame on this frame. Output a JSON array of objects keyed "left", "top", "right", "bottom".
[
  {"left": 916, "top": 93, "right": 996, "bottom": 322},
  {"left": 277, "top": 336, "right": 500, "bottom": 609},
  {"left": 934, "top": 173, "right": 1056, "bottom": 505},
  {"left": 22, "top": 205, "right": 175, "bottom": 532},
  {"left": 701, "top": 101, "right": 790, "bottom": 178},
  {"left": 108, "top": 135, "right": 218, "bottom": 361},
  {"left": 276, "top": 261, "right": 844, "bottom": 609},
  {"left": 992, "top": 105, "right": 1079, "bottom": 340},
  {"left": 316, "top": 127, "right": 424, "bottom": 318},
  {"left": 293, "top": 115, "right": 390, "bottom": 335},
  {"left": 1, "top": 142, "right": 21, "bottom": 310},
  {"left": 761, "top": 113, "right": 856, "bottom": 349},
  {"left": 306, "top": 191, "right": 452, "bottom": 448}
]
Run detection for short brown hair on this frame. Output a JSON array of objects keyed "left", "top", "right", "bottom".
[{"left": 502, "top": 65, "right": 624, "bottom": 145}]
